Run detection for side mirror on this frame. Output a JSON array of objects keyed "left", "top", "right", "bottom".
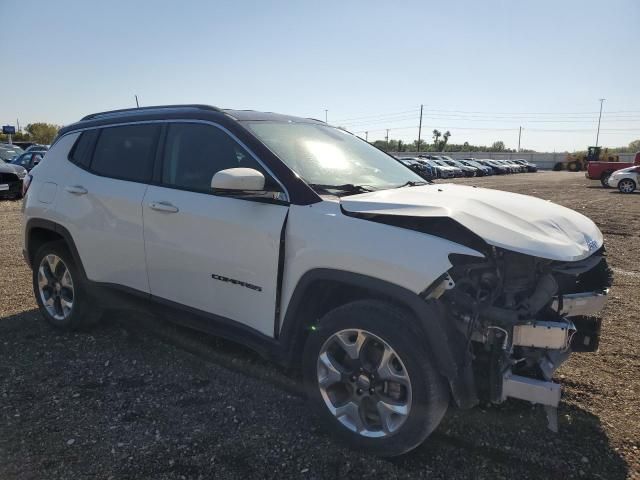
[{"left": 211, "top": 168, "right": 265, "bottom": 192}]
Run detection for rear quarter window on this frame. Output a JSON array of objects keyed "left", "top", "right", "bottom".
[{"left": 69, "top": 130, "right": 99, "bottom": 169}]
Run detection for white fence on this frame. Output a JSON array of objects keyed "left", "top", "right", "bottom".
[{"left": 390, "top": 152, "right": 638, "bottom": 170}]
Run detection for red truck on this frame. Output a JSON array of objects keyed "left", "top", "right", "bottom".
[{"left": 586, "top": 151, "right": 640, "bottom": 187}]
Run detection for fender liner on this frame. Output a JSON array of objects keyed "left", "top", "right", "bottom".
[
  {"left": 280, "top": 269, "right": 476, "bottom": 406},
  {"left": 25, "top": 218, "right": 87, "bottom": 280}
]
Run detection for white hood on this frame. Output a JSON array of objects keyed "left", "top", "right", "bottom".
[{"left": 340, "top": 184, "right": 603, "bottom": 261}]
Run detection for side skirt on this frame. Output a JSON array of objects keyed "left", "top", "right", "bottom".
[{"left": 91, "top": 282, "right": 286, "bottom": 365}]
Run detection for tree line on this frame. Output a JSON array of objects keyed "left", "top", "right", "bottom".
[
  {"left": 0, "top": 123, "right": 60, "bottom": 145},
  {"left": 367, "top": 129, "right": 530, "bottom": 153}
]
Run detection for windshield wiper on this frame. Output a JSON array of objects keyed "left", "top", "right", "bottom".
[
  {"left": 308, "top": 183, "right": 376, "bottom": 196},
  {"left": 396, "top": 180, "right": 429, "bottom": 188}
]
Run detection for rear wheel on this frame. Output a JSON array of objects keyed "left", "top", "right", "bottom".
[
  {"left": 33, "top": 241, "right": 102, "bottom": 330},
  {"left": 618, "top": 178, "right": 636, "bottom": 194},
  {"left": 303, "top": 300, "right": 449, "bottom": 457}
]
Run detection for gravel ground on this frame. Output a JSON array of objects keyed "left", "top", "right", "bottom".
[{"left": 0, "top": 171, "right": 638, "bottom": 479}]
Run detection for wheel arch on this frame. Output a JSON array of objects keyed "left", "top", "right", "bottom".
[
  {"left": 279, "top": 269, "right": 463, "bottom": 386},
  {"left": 25, "top": 219, "right": 86, "bottom": 279}
]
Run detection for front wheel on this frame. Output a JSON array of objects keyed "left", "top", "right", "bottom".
[
  {"left": 618, "top": 178, "right": 636, "bottom": 194},
  {"left": 303, "top": 300, "right": 449, "bottom": 457}
]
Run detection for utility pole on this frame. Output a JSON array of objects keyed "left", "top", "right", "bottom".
[
  {"left": 518, "top": 126, "right": 522, "bottom": 152},
  {"left": 16, "top": 118, "right": 20, "bottom": 133},
  {"left": 417, "top": 104, "right": 424, "bottom": 153},
  {"left": 385, "top": 129, "right": 389, "bottom": 149},
  {"left": 324, "top": 109, "right": 328, "bottom": 123},
  {"left": 595, "top": 98, "right": 605, "bottom": 147},
  {"left": 365, "top": 131, "right": 368, "bottom": 142},
  {"left": 135, "top": 95, "right": 140, "bottom": 108}
]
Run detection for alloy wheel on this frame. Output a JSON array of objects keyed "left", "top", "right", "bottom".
[
  {"left": 618, "top": 179, "right": 635, "bottom": 193},
  {"left": 38, "top": 254, "right": 74, "bottom": 321},
  {"left": 317, "top": 329, "right": 412, "bottom": 438}
]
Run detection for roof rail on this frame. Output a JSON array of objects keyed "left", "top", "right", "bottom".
[{"left": 81, "top": 104, "right": 222, "bottom": 121}]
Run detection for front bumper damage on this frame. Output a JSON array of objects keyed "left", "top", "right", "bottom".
[
  {"left": 504, "top": 290, "right": 606, "bottom": 431},
  {"left": 439, "top": 248, "right": 611, "bottom": 432}
]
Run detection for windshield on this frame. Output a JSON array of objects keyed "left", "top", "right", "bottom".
[
  {"left": 0, "top": 150, "right": 19, "bottom": 162},
  {"left": 242, "top": 121, "right": 424, "bottom": 192}
]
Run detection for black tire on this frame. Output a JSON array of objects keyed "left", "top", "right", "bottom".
[
  {"left": 32, "top": 240, "right": 102, "bottom": 330},
  {"left": 600, "top": 172, "right": 612, "bottom": 188},
  {"left": 618, "top": 178, "right": 636, "bottom": 194},
  {"left": 302, "top": 299, "right": 449, "bottom": 457}
]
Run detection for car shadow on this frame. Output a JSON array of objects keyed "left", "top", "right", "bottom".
[
  {"left": 394, "top": 401, "right": 629, "bottom": 479},
  {"left": 0, "top": 308, "right": 631, "bottom": 479}
]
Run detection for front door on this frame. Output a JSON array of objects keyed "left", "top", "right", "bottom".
[{"left": 142, "top": 122, "right": 289, "bottom": 337}]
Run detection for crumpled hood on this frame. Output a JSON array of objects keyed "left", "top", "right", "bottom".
[
  {"left": 340, "top": 184, "right": 603, "bottom": 261},
  {"left": 0, "top": 162, "right": 26, "bottom": 176}
]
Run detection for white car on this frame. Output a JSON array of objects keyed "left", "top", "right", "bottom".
[
  {"left": 607, "top": 165, "right": 639, "bottom": 193},
  {"left": 21, "top": 105, "right": 611, "bottom": 456}
]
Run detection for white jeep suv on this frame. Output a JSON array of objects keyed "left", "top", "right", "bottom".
[{"left": 22, "top": 105, "right": 611, "bottom": 456}]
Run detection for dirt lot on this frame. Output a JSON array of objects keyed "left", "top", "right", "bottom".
[{"left": 1, "top": 172, "right": 638, "bottom": 479}]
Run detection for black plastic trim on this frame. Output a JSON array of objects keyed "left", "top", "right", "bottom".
[
  {"left": 24, "top": 219, "right": 87, "bottom": 279},
  {"left": 279, "top": 269, "right": 462, "bottom": 381},
  {"left": 91, "top": 281, "right": 282, "bottom": 361},
  {"left": 273, "top": 212, "right": 289, "bottom": 338}
]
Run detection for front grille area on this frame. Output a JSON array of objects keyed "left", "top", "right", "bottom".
[{"left": 0, "top": 172, "right": 20, "bottom": 183}]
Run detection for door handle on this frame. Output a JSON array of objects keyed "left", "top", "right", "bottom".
[
  {"left": 149, "top": 201, "right": 179, "bottom": 213},
  {"left": 65, "top": 185, "right": 88, "bottom": 195}
]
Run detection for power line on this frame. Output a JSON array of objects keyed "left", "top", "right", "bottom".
[
  {"left": 331, "top": 108, "right": 419, "bottom": 123},
  {"left": 333, "top": 107, "right": 640, "bottom": 127},
  {"left": 351, "top": 125, "right": 639, "bottom": 134}
]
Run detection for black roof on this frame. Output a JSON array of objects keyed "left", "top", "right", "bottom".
[{"left": 58, "top": 104, "right": 326, "bottom": 137}]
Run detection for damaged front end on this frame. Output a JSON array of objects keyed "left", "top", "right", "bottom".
[{"left": 436, "top": 247, "right": 612, "bottom": 431}]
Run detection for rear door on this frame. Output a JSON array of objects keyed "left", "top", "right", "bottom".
[
  {"left": 61, "top": 124, "right": 161, "bottom": 292},
  {"left": 142, "top": 122, "right": 289, "bottom": 337}
]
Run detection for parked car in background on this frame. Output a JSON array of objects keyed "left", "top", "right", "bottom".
[
  {"left": 506, "top": 160, "right": 527, "bottom": 173},
  {"left": 11, "top": 151, "right": 44, "bottom": 171},
  {"left": 607, "top": 165, "right": 639, "bottom": 193},
  {"left": 430, "top": 157, "right": 464, "bottom": 177},
  {"left": 398, "top": 157, "right": 435, "bottom": 181},
  {"left": 418, "top": 157, "right": 456, "bottom": 178},
  {"left": 0, "top": 159, "right": 27, "bottom": 199},
  {"left": 513, "top": 159, "right": 538, "bottom": 172},
  {"left": 459, "top": 159, "right": 492, "bottom": 176},
  {"left": 25, "top": 144, "right": 50, "bottom": 153},
  {"left": 0, "top": 145, "right": 24, "bottom": 163},
  {"left": 439, "top": 156, "right": 477, "bottom": 177},
  {"left": 586, "top": 151, "right": 640, "bottom": 187},
  {"left": 497, "top": 160, "right": 520, "bottom": 173},
  {"left": 476, "top": 159, "right": 509, "bottom": 174}
]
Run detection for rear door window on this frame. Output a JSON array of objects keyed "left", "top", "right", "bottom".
[{"left": 91, "top": 124, "right": 160, "bottom": 182}]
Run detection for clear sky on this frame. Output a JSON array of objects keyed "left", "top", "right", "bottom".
[{"left": 1, "top": 0, "right": 639, "bottom": 151}]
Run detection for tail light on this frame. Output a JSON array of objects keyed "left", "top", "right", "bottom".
[{"left": 22, "top": 174, "right": 33, "bottom": 196}]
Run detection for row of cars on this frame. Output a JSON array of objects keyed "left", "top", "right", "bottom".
[
  {"left": 0, "top": 143, "right": 49, "bottom": 199},
  {"left": 397, "top": 155, "right": 537, "bottom": 180}
]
